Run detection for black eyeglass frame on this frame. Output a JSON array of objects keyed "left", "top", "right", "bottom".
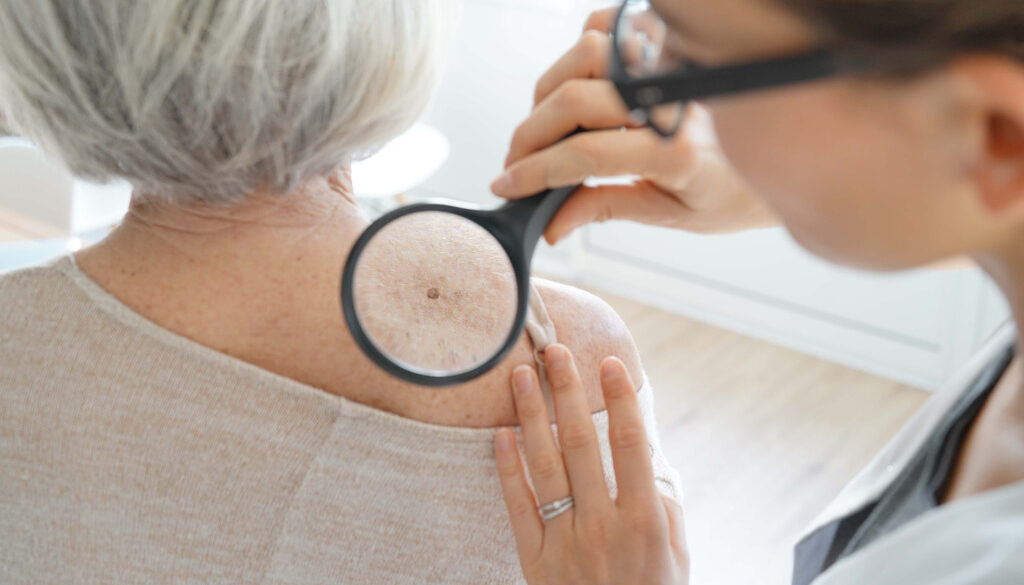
[{"left": 609, "top": 1, "right": 867, "bottom": 138}]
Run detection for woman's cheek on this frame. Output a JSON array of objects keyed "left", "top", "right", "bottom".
[
  {"left": 708, "top": 100, "right": 887, "bottom": 265},
  {"left": 709, "top": 102, "right": 810, "bottom": 213}
]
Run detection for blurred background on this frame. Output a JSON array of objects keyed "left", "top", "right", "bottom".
[
  {"left": 412, "top": 0, "right": 1008, "bottom": 393},
  {"left": 0, "top": 1, "right": 1007, "bottom": 584},
  {"left": 402, "top": 2, "right": 1006, "bottom": 583}
]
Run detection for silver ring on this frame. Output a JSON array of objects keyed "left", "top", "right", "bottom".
[{"left": 538, "top": 496, "right": 574, "bottom": 522}]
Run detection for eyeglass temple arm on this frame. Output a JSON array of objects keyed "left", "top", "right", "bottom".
[{"left": 619, "top": 51, "right": 846, "bottom": 110}]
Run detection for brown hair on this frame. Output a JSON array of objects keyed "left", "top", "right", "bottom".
[{"left": 777, "top": 1, "right": 1024, "bottom": 72}]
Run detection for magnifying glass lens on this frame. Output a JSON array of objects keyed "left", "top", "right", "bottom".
[{"left": 350, "top": 211, "right": 519, "bottom": 377}]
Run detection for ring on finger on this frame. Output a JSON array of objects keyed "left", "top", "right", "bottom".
[{"left": 538, "top": 496, "right": 575, "bottom": 522}]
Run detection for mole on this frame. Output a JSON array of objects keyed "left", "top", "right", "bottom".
[{"left": 427, "top": 287, "right": 441, "bottom": 300}]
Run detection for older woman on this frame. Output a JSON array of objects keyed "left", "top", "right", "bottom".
[{"left": 0, "top": 2, "right": 681, "bottom": 583}]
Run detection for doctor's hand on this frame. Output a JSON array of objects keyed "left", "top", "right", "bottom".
[
  {"left": 491, "top": 8, "right": 776, "bottom": 244},
  {"left": 493, "top": 344, "right": 688, "bottom": 585}
]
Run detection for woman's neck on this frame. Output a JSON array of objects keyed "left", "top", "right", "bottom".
[
  {"left": 974, "top": 236, "right": 1024, "bottom": 417},
  {"left": 977, "top": 241, "right": 1024, "bottom": 354},
  {"left": 101, "top": 168, "right": 368, "bottom": 268},
  {"left": 938, "top": 238, "right": 1024, "bottom": 503},
  {"left": 73, "top": 168, "right": 371, "bottom": 391}
]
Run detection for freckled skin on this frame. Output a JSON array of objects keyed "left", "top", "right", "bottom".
[
  {"left": 353, "top": 212, "right": 520, "bottom": 373},
  {"left": 79, "top": 194, "right": 643, "bottom": 428},
  {"left": 347, "top": 211, "right": 643, "bottom": 424}
]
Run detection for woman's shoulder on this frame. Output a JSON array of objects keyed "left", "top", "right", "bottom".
[
  {"left": 0, "top": 258, "right": 89, "bottom": 372},
  {"left": 531, "top": 277, "right": 645, "bottom": 407},
  {"left": 0, "top": 257, "right": 76, "bottom": 318},
  {"left": 370, "top": 276, "right": 646, "bottom": 428}
]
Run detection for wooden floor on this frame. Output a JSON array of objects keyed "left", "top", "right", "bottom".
[
  {"left": 582, "top": 284, "right": 929, "bottom": 585},
  {"left": 0, "top": 208, "right": 64, "bottom": 242}
]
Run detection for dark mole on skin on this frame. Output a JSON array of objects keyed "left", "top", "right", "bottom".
[{"left": 427, "top": 287, "right": 440, "bottom": 300}]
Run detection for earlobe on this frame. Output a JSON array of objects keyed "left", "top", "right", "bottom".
[
  {"left": 950, "top": 56, "right": 1024, "bottom": 216},
  {"left": 974, "top": 164, "right": 1024, "bottom": 214},
  {"left": 973, "top": 114, "right": 1024, "bottom": 214}
]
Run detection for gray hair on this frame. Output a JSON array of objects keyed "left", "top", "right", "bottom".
[{"left": 0, "top": 1, "right": 456, "bottom": 205}]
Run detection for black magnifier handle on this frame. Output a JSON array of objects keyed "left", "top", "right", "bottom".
[
  {"left": 485, "top": 128, "right": 585, "bottom": 261},
  {"left": 489, "top": 183, "right": 579, "bottom": 261}
]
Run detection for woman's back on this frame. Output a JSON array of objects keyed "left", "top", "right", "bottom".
[
  {"left": 0, "top": 257, "right": 681, "bottom": 584},
  {"left": 0, "top": 3, "right": 682, "bottom": 580}
]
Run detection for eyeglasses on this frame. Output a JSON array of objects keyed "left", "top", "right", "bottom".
[{"left": 610, "top": 0, "right": 865, "bottom": 137}]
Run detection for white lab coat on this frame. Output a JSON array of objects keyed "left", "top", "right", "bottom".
[{"left": 804, "top": 323, "right": 1024, "bottom": 584}]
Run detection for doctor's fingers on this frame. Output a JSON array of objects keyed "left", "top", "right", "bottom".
[
  {"left": 494, "top": 427, "right": 544, "bottom": 560},
  {"left": 661, "top": 494, "right": 690, "bottom": 571},
  {"left": 583, "top": 7, "right": 618, "bottom": 34},
  {"left": 492, "top": 127, "right": 697, "bottom": 200},
  {"left": 533, "top": 27, "right": 613, "bottom": 107},
  {"left": 544, "top": 344, "right": 614, "bottom": 512},
  {"left": 599, "top": 357, "right": 661, "bottom": 516},
  {"left": 508, "top": 365, "right": 574, "bottom": 513},
  {"left": 505, "top": 80, "right": 638, "bottom": 170},
  {"left": 543, "top": 181, "right": 695, "bottom": 245}
]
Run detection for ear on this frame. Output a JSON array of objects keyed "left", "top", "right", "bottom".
[{"left": 950, "top": 55, "right": 1024, "bottom": 215}]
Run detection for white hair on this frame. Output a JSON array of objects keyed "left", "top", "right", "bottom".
[{"left": 0, "top": 1, "right": 457, "bottom": 205}]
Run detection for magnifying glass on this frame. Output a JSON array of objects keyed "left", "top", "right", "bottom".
[
  {"left": 340, "top": 181, "right": 578, "bottom": 387},
  {"left": 338, "top": 2, "right": 678, "bottom": 387}
]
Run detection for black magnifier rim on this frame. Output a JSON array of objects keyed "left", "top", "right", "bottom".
[{"left": 341, "top": 202, "right": 532, "bottom": 387}]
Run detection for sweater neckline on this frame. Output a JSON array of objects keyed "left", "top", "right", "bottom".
[{"left": 54, "top": 254, "right": 635, "bottom": 442}]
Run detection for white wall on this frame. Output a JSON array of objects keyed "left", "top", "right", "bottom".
[
  {"left": 413, "top": 0, "right": 610, "bottom": 267},
  {"left": 415, "top": 0, "right": 1007, "bottom": 390}
]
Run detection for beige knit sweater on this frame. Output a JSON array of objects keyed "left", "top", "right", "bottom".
[{"left": 0, "top": 256, "right": 682, "bottom": 584}]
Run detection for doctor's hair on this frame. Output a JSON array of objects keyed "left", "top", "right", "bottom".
[
  {"left": 0, "top": 1, "right": 457, "bottom": 206},
  {"left": 779, "top": 0, "right": 1024, "bottom": 72}
]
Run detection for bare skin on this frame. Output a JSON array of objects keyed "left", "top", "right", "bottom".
[
  {"left": 943, "top": 251, "right": 1024, "bottom": 503},
  {"left": 73, "top": 167, "right": 643, "bottom": 428}
]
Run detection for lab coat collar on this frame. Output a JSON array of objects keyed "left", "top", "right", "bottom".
[{"left": 801, "top": 321, "right": 1017, "bottom": 539}]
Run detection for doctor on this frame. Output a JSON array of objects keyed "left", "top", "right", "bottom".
[{"left": 489, "top": 1, "right": 1024, "bottom": 584}]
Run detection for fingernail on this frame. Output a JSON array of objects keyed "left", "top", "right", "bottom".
[
  {"left": 546, "top": 345, "right": 568, "bottom": 368},
  {"left": 491, "top": 172, "right": 512, "bottom": 195},
  {"left": 545, "top": 230, "right": 562, "bottom": 247},
  {"left": 600, "top": 357, "right": 623, "bottom": 380},
  {"left": 547, "top": 226, "right": 572, "bottom": 246},
  {"left": 495, "top": 429, "right": 515, "bottom": 452},
  {"left": 513, "top": 366, "right": 534, "bottom": 396}
]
